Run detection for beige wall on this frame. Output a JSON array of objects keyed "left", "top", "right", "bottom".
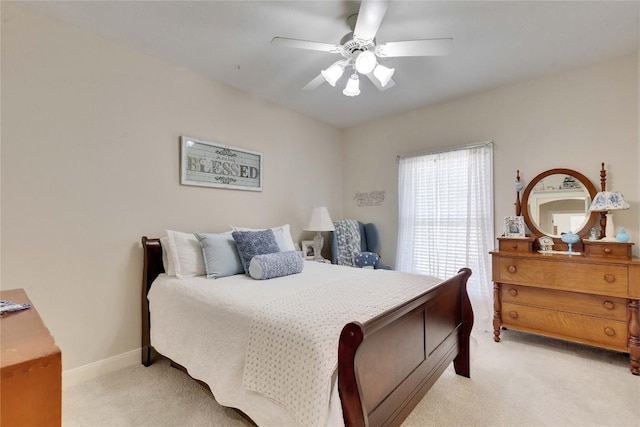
[
  {"left": 343, "top": 53, "right": 639, "bottom": 265},
  {"left": 2, "top": 3, "right": 639, "bottom": 376},
  {"left": 1, "top": 4, "right": 343, "bottom": 370}
]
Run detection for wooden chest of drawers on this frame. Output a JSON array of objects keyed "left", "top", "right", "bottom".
[
  {"left": 1, "top": 289, "right": 62, "bottom": 426},
  {"left": 491, "top": 249, "right": 640, "bottom": 375}
]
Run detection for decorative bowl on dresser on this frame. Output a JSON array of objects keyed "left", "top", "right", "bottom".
[{"left": 492, "top": 166, "right": 639, "bottom": 375}]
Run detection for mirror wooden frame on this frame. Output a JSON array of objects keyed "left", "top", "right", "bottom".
[{"left": 521, "top": 168, "right": 599, "bottom": 239}]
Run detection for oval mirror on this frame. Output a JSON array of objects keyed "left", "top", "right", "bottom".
[{"left": 521, "top": 168, "right": 598, "bottom": 238}]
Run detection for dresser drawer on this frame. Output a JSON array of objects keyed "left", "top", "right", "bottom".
[
  {"left": 583, "top": 240, "right": 633, "bottom": 260},
  {"left": 497, "top": 257, "right": 628, "bottom": 296},
  {"left": 501, "top": 285, "right": 627, "bottom": 321},
  {"left": 501, "top": 303, "right": 628, "bottom": 351},
  {"left": 498, "top": 237, "right": 535, "bottom": 253}
]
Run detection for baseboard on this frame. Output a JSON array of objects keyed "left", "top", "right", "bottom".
[{"left": 62, "top": 348, "right": 140, "bottom": 389}]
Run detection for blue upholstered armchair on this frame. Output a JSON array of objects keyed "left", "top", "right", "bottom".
[{"left": 331, "top": 221, "right": 391, "bottom": 270}]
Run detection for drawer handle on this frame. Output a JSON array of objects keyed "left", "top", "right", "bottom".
[
  {"left": 509, "top": 311, "right": 518, "bottom": 319},
  {"left": 603, "top": 301, "right": 615, "bottom": 310},
  {"left": 604, "top": 248, "right": 612, "bottom": 254},
  {"left": 511, "top": 244, "right": 518, "bottom": 250},
  {"left": 604, "top": 327, "right": 615, "bottom": 337},
  {"left": 508, "top": 289, "right": 518, "bottom": 297},
  {"left": 603, "top": 274, "right": 615, "bottom": 283},
  {"left": 507, "top": 265, "right": 517, "bottom": 273}
]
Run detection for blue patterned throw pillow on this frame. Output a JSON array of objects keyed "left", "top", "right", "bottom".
[
  {"left": 249, "top": 251, "right": 304, "bottom": 280},
  {"left": 232, "top": 229, "right": 281, "bottom": 275},
  {"left": 354, "top": 251, "right": 380, "bottom": 268}
]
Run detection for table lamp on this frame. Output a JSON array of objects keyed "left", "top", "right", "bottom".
[
  {"left": 303, "top": 206, "right": 335, "bottom": 260},
  {"left": 588, "top": 190, "right": 629, "bottom": 241}
]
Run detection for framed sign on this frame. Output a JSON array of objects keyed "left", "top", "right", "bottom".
[{"left": 180, "top": 136, "right": 263, "bottom": 191}]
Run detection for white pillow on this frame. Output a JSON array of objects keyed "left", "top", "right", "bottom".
[
  {"left": 165, "top": 230, "right": 206, "bottom": 278},
  {"left": 159, "top": 236, "right": 176, "bottom": 277},
  {"left": 230, "top": 224, "right": 295, "bottom": 252}
]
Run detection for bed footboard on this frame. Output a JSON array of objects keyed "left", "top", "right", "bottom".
[{"left": 338, "top": 268, "right": 473, "bottom": 427}]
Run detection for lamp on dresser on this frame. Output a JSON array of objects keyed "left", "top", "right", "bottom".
[
  {"left": 303, "top": 206, "right": 335, "bottom": 260},
  {"left": 588, "top": 163, "right": 630, "bottom": 241}
]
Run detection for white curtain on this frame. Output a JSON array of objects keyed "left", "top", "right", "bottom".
[{"left": 396, "top": 143, "right": 494, "bottom": 330}]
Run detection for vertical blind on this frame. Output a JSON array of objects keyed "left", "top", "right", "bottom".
[{"left": 396, "top": 143, "right": 494, "bottom": 328}]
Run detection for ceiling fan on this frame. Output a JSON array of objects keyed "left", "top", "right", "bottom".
[{"left": 271, "top": 0, "right": 452, "bottom": 97}]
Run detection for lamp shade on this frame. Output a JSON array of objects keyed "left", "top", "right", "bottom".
[
  {"left": 373, "top": 64, "right": 395, "bottom": 87},
  {"left": 321, "top": 63, "right": 345, "bottom": 87},
  {"left": 589, "top": 191, "right": 630, "bottom": 212},
  {"left": 343, "top": 73, "right": 361, "bottom": 97},
  {"left": 304, "top": 206, "right": 335, "bottom": 232}
]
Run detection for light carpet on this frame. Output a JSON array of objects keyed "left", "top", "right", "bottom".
[{"left": 63, "top": 329, "right": 639, "bottom": 426}]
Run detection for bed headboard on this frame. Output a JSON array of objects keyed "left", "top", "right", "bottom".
[
  {"left": 142, "top": 236, "right": 164, "bottom": 294},
  {"left": 141, "top": 236, "right": 164, "bottom": 366}
]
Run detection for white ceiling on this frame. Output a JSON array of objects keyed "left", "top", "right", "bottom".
[{"left": 19, "top": 1, "right": 640, "bottom": 129}]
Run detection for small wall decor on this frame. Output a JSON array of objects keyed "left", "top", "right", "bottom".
[
  {"left": 504, "top": 216, "right": 525, "bottom": 238},
  {"left": 301, "top": 240, "right": 315, "bottom": 259},
  {"left": 354, "top": 190, "right": 386, "bottom": 207},
  {"left": 180, "top": 136, "right": 263, "bottom": 191}
]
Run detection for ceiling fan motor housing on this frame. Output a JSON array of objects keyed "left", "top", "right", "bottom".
[
  {"left": 340, "top": 33, "right": 375, "bottom": 53},
  {"left": 339, "top": 33, "right": 377, "bottom": 74}
]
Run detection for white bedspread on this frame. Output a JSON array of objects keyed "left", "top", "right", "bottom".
[
  {"left": 148, "top": 261, "right": 441, "bottom": 426},
  {"left": 243, "top": 269, "right": 441, "bottom": 427}
]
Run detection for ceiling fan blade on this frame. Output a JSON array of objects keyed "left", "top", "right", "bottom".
[
  {"left": 377, "top": 38, "right": 453, "bottom": 57},
  {"left": 353, "top": 0, "right": 390, "bottom": 42},
  {"left": 271, "top": 37, "right": 342, "bottom": 53},
  {"left": 303, "top": 74, "right": 326, "bottom": 91},
  {"left": 366, "top": 73, "right": 395, "bottom": 91}
]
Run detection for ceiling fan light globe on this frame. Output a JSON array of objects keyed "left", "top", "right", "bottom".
[
  {"left": 343, "top": 74, "right": 361, "bottom": 97},
  {"left": 321, "top": 64, "right": 345, "bottom": 87},
  {"left": 354, "top": 50, "right": 377, "bottom": 74},
  {"left": 373, "top": 64, "right": 395, "bottom": 87}
]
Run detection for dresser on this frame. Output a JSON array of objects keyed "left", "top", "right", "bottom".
[
  {"left": 1, "top": 288, "right": 62, "bottom": 426},
  {"left": 492, "top": 238, "right": 640, "bottom": 375}
]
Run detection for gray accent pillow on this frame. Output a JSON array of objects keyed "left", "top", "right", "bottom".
[
  {"left": 195, "top": 233, "right": 244, "bottom": 279},
  {"left": 249, "top": 251, "right": 304, "bottom": 280},
  {"left": 232, "top": 229, "right": 281, "bottom": 275}
]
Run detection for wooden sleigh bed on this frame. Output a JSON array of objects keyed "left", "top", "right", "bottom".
[{"left": 141, "top": 236, "right": 474, "bottom": 427}]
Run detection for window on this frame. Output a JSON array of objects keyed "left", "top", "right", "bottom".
[{"left": 396, "top": 142, "right": 494, "bottom": 328}]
